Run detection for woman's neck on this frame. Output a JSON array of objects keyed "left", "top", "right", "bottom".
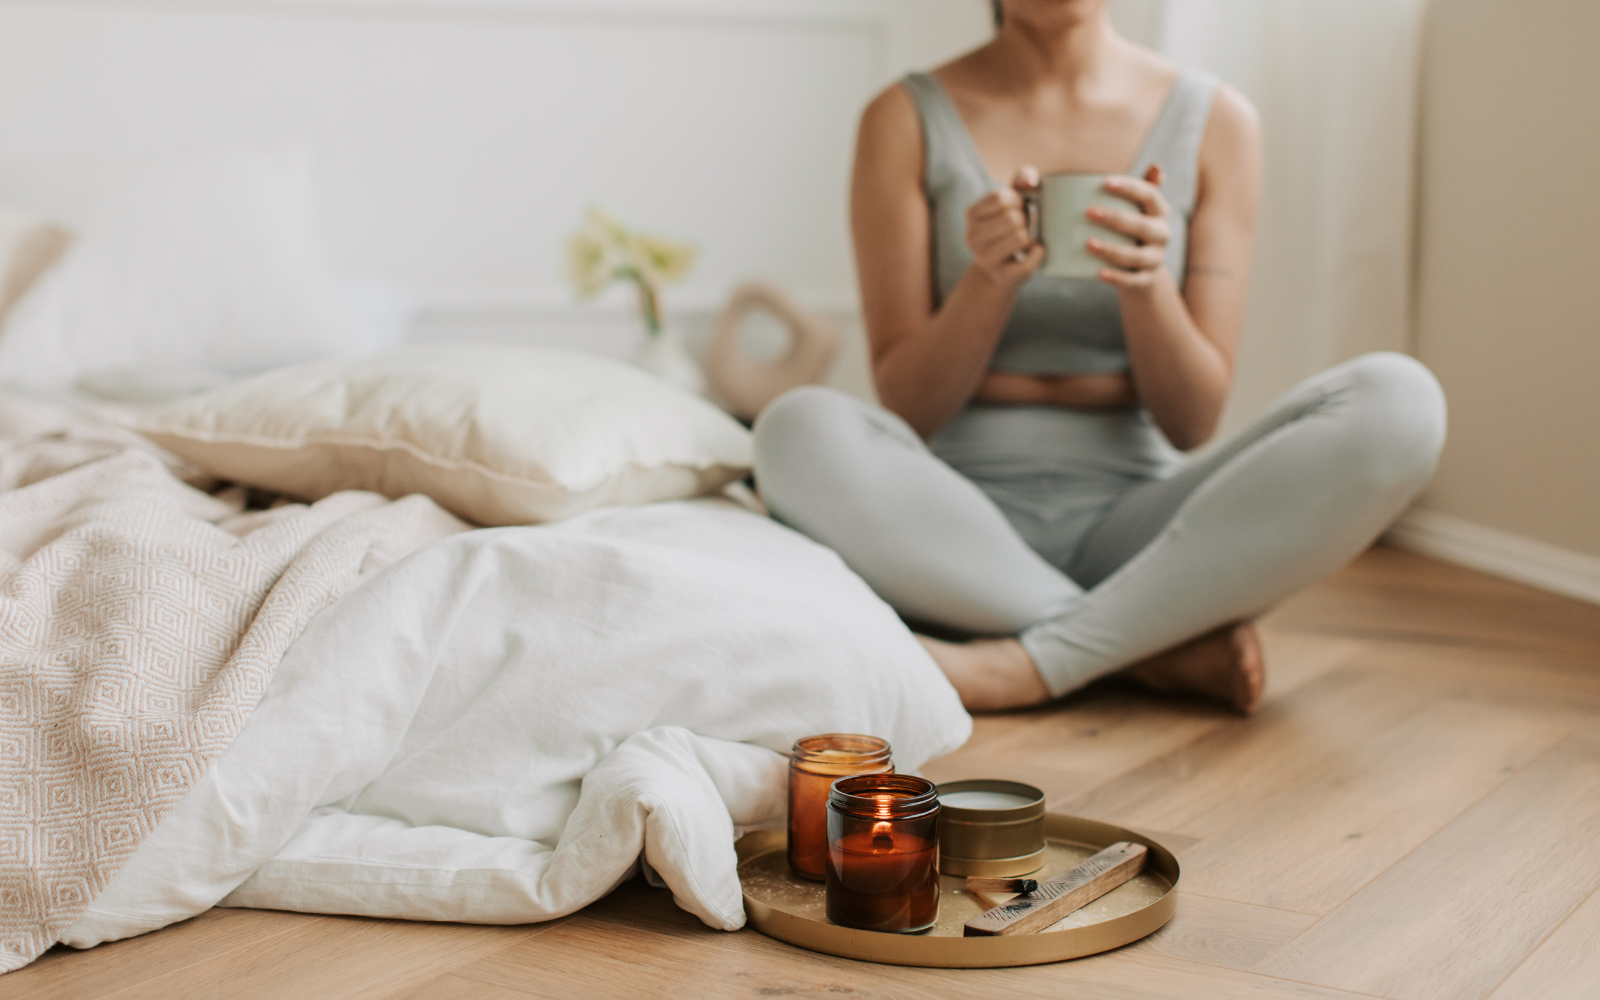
[{"left": 986, "top": 12, "right": 1121, "bottom": 95}]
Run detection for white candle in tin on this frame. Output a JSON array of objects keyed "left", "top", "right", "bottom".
[{"left": 939, "top": 790, "right": 1035, "bottom": 810}]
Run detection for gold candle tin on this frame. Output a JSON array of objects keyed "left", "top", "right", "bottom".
[{"left": 935, "top": 779, "right": 1047, "bottom": 877}]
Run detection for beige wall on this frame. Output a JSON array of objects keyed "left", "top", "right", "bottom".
[{"left": 1412, "top": 0, "right": 1600, "bottom": 557}]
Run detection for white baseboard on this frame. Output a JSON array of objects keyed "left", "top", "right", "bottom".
[{"left": 1385, "top": 509, "right": 1600, "bottom": 606}]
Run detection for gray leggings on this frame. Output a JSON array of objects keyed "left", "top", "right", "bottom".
[{"left": 752, "top": 352, "right": 1446, "bottom": 697}]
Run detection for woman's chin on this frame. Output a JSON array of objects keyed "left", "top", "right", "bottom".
[{"left": 1000, "top": 0, "right": 1110, "bottom": 33}]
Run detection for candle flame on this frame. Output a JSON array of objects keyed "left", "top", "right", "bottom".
[{"left": 870, "top": 795, "right": 895, "bottom": 848}]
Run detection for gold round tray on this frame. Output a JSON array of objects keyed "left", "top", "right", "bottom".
[{"left": 737, "top": 812, "right": 1178, "bottom": 968}]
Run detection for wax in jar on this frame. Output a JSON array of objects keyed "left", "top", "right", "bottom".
[
  {"left": 788, "top": 768, "right": 836, "bottom": 880},
  {"left": 824, "top": 827, "right": 939, "bottom": 934},
  {"left": 938, "top": 790, "right": 1034, "bottom": 810}
]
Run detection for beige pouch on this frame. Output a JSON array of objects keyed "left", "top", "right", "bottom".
[{"left": 0, "top": 208, "right": 74, "bottom": 326}]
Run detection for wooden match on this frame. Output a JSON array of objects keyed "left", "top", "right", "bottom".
[{"left": 965, "top": 877, "right": 1040, "bottom": 894}]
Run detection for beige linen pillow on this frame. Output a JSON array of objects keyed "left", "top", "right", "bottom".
[{"left": 134, "top": 344, "right": 753, "bottom": 526}]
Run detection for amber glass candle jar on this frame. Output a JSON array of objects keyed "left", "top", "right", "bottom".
[
  {"left": 823, "top": 773, "right": 940, "bottom": 934},
  {"left": 787, "top": 734, "right": 893, "bottom": 881}
]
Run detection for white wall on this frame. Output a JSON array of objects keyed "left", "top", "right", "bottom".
[
  {"left": 1152, "top": 0, "right": 1427, "bottom": 433},
  {"left": 1385, "top": 0, "right": 1600, "bottom": 603},
  {"left": 0, "top": 0, "right": 990, "bottom": 396},
  {"left": 13, "top": 0, "right": 1581, "bottom": 600},
  {"left": 0, "top": 0, "right": 1421, "bottom": 430}
]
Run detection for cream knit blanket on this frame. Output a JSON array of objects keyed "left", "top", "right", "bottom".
[{"left": 0, "top": 396, "right": 464, "bottom": 971}]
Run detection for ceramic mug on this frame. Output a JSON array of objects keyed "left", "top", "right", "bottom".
[{"left": 1023, "top": 172, "right": 1141, "bottom": 280}]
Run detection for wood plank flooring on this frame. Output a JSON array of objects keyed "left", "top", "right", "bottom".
[{"left": 5, "top": 545, "right": 1599, "bottom": 999}]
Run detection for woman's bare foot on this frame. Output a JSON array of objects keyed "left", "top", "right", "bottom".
[
  {"left": 916, "top": 635, "right": 1051, "bottom": 712},
  {"left": 1123, "top": 621, "right": 1265, "bottom": 715}
]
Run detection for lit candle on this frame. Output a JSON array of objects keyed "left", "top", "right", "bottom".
[{"left": 824, "top": 774, "right": 941, "bottom": 934}]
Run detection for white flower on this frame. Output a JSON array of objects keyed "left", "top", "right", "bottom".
[
  {"left": 563, "top": 207, "right": 696, "bottom": 333},
  {"left": 584, "top": 206, "right": 628, "bottom": 245},
  {"left": 626, "top": 232, "right": 697, "bottom": 288},
  {"left": 563, "top": 219, "right": 611, "bottom": 294}
]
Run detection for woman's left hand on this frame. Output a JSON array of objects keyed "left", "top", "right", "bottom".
[{"left": 1086, "top": 164, "right": 1171, "bottom": 291}]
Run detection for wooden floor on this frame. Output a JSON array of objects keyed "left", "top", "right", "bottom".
[{"left": 9, "top": 546, "right": 1600, "bottom": 1000}]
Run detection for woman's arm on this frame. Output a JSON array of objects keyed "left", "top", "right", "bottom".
[
  {"left": 1090, "top": 84, "right": 1262, "bottom": 450},
  {"left": 851, "top": 85, "right": 1044, "bottom": 438}
]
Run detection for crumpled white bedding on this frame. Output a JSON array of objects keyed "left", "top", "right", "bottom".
[
  {"left": 61, "top": 499, "right": 972, "bottom": 946},
  {"left": 0, "top": 390, "right": 471, "bottom": 971}
]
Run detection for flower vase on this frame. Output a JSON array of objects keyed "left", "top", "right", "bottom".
[{"left": 634, "top": 325, "right": 707, "bottom": 396}]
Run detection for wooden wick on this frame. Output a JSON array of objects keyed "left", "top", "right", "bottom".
[
  {"left": 965, "top": 877, "right": 1040, "bottom": 894},
  {"left": 963, "top": 842, "right": 1148, "bottom": 937}
]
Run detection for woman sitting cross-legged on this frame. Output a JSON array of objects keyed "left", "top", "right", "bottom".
[{"left": 752, "top": 0, "right": 1445, "bottom": 714}]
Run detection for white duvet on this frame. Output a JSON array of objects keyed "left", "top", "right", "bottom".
[{"left": 62, "top": 499, "right": 971, "bottom": 946}]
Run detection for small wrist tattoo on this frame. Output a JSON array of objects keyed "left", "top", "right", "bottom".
[{"left": 1186, "top": 264, "right": 1233, "bottom": 279}]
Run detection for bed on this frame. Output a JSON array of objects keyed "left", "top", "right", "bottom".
[
  {"left": 0, "top": 149, "right": 972, "bottom": 974},
  {"left": 0, "top": 366, "right": 972, "bottom": 974}
]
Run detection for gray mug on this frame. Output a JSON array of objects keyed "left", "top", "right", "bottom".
[{"left": 1022, "top": 172, "right": 1140, "bottom": 280}]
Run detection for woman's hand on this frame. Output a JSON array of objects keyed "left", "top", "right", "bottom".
[
  {"left": 964, "top": 166, "right": 1045, "bottom": 289},
  {"left": 1087, "top": 164, "right": 1172, "bottom": 291}
]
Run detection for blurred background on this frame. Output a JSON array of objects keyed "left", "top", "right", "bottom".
[{"left": 0, "top": 0, "right": 1593, "bottom": 604}]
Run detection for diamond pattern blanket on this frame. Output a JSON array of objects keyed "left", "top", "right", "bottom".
[{"left": 0, "top": 396, "right": 464, "bottom": 972}]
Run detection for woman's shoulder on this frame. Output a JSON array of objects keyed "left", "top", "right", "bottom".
[
  {"left": 1125, "top": 34, "right": 1253, "bottom": 141},
  {"left": 859, "top": 45, "right": 985, "bottom": 126},
  {"left": 1118, "top": 38, "right": 1185, "bottom": 89},
  {"left": 923, "top": 43, "right": 1007, "bottom": 105},
  {"left": 929, "top": 44, "right": 993, "bottom": 82},
  {"left": 1199, "top": 81, "right": 1262, "bottom": 167},
  {"left": 858, "top": 79, "right": 921, "bottom": 147},
  {"left": 1193, "top": 81, "right": 1262, "bottom": 214},
  {"left": 1206, "top": 81, "right": 1260, "bottom": 135},
  {"left": 855, "top": 81, "right": 924, "bottom": 188}
]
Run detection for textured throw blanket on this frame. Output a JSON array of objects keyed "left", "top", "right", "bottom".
[{"left": 0, "top": 395, "right": 465, "bottom": 972}]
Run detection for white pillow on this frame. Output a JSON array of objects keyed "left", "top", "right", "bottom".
[
  {"left": 0, "top": 145, "right": 358, "bottom": 392},
  {"left": 133, "top": 344, "right": 754, "bottom": 525}
]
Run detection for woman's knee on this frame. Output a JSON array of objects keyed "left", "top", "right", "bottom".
[
  {"left": 1339, "top": 352, "right": 1448, "bottom": 491},
  {"left": 754, "top": 386, "right": 854, "bottom": 448},
  {"left": 754, "top": 387, "right": 857, "bottom": 478},
  {"left": 752, "top": 387, "right": 878, "bottom": 516}
]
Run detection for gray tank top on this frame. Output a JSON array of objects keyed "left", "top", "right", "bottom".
[{"left": 902, "top": 71, "right": 1219, "bottom": 374}]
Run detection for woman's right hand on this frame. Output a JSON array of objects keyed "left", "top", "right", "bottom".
[{"left": 964, "top": 166, "right": 1044, "bottom": 289}]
